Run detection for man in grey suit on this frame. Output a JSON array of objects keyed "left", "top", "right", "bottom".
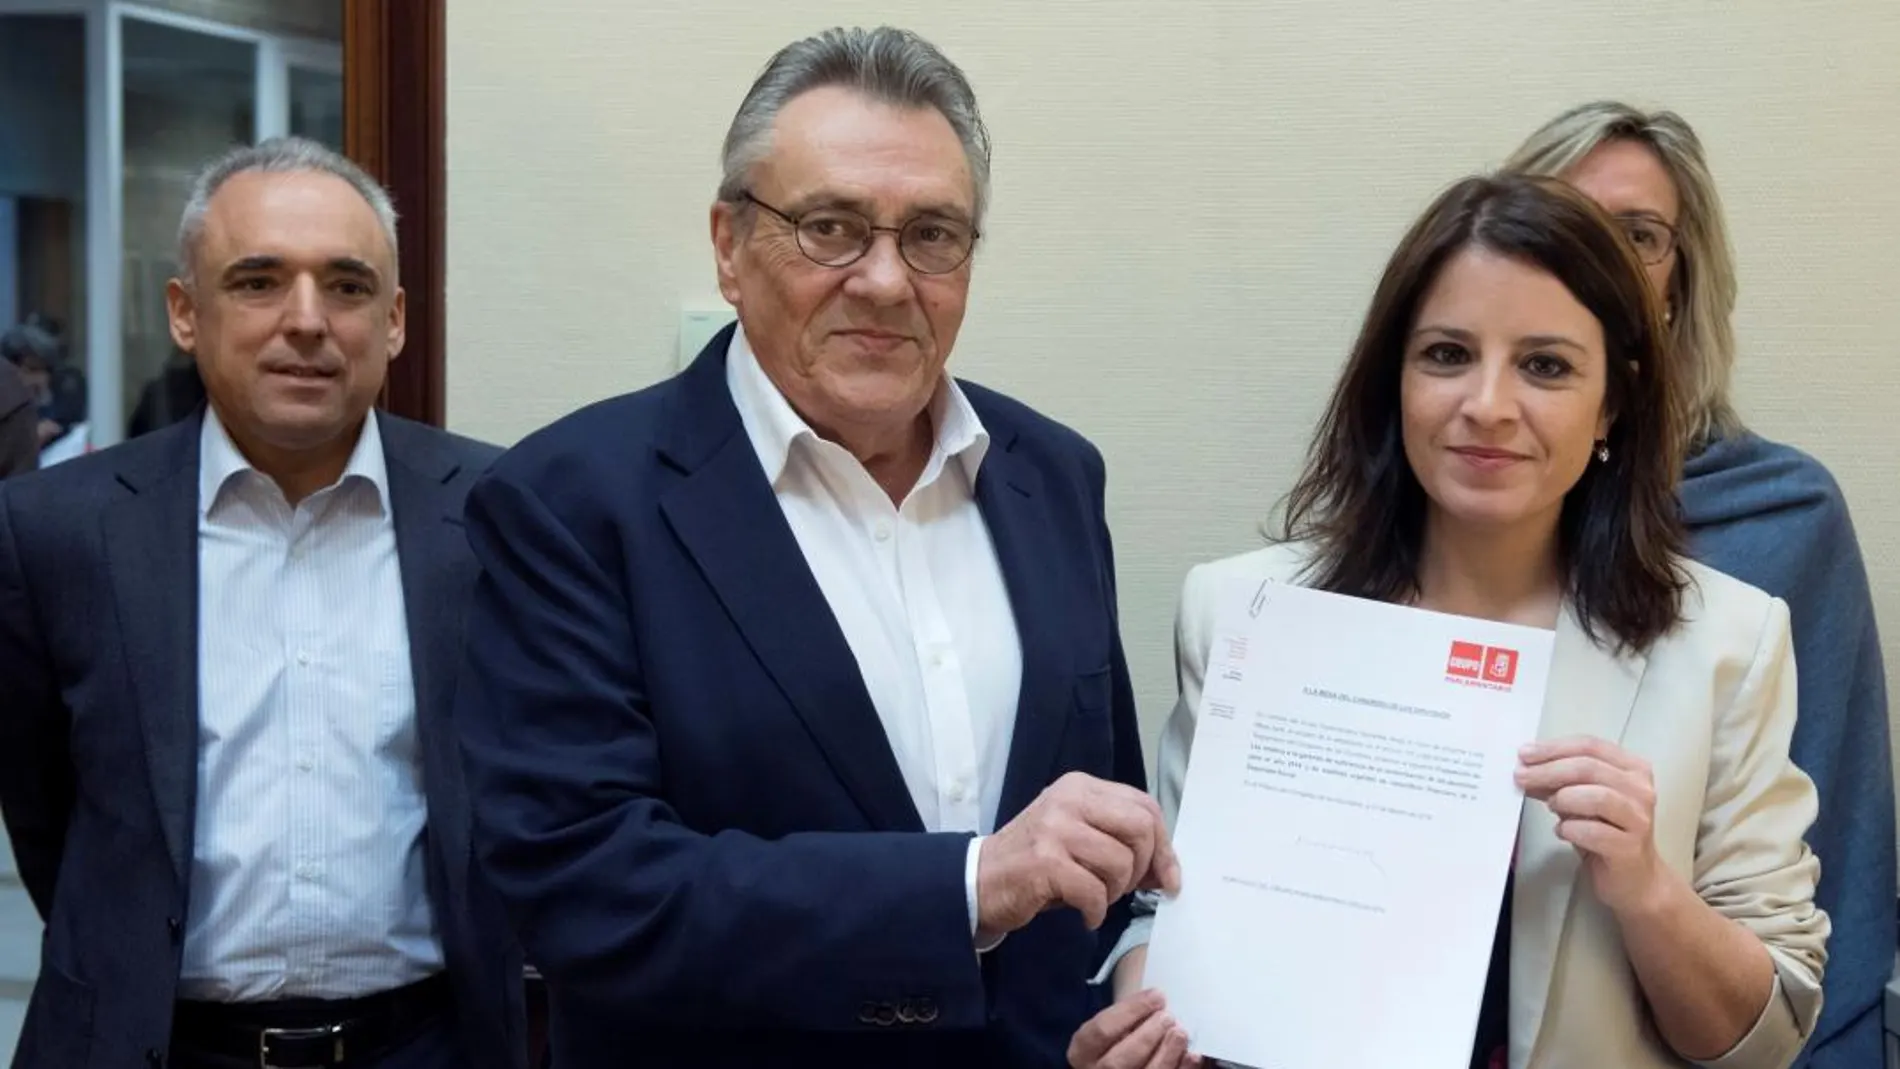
[{"left": 0, "top": 138, "right": 523, "bottom": 1069}]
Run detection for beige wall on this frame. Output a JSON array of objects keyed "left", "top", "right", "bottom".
[{"left": 444, "top": 3, "right": 1900, "bottom": 794}]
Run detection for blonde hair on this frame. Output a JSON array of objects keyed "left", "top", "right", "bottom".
[{"left": 1504, "top": 101, "right": 1744, "bottom": 448}]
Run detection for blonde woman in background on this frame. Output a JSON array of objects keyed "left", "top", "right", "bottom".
[{"left": 1507, "top": 102, "right": 1891, "bottom": 1069}]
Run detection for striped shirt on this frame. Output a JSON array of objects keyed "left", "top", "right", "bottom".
[{"left": 178, "top": 408, "right": 442, "bottom": 1001}]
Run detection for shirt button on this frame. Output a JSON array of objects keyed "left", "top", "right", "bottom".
[
  {"left": 948, "top": 780, "right": 971, "bottom": 804},
  {"left": 295, "top": 862, "right": 316, "bottom": 881},
  {"left": 295, "top": 754, "right": 314, "bottom": 772},
  {"left": 874, "top": 523, "right": 892, "bottom": 542},
  {"left": 295, "top": 650, "right": 311, "bottom": 666}
]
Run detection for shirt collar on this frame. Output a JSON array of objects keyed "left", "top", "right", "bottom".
[
  {"left": 724, "top": 325, "right": 991, "bottom": 488},
  {"left": 198, "top": 406, "right": 391, "bottom": 517}
]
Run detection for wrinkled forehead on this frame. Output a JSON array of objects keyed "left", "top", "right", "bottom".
[{"left": 756, "top": 86, "right": 975, "bottom": 217}]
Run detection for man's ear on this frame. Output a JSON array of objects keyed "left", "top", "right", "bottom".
[
  {"left": 711, "top": 200, "right": 745, "bottom": 307},
  {"left": 386, "top": 285, "right": 407, "bottom": 362},
  {"left": 165, "top": 277, "right": 198, "bottom": 354}
]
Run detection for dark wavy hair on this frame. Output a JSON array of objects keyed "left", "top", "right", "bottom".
[{"left": 1276, "top": 173, "right": 1688, "bottom": 653}]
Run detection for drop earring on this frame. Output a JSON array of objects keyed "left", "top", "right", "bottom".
[{"left": 1594, "top": 439, "right": 1611, "bottom": 463}]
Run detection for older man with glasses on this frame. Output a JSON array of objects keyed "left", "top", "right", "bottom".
[{"left": 453, "top": 25, "right": 1174, "bottom": 1069}]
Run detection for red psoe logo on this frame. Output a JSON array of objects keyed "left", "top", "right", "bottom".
[
  {"left": 1446, "top": 641, "right": 1485, "bottom": 679},
  {"left": 1483, "top": 646, "right": 1518, "bottom": 686},
  {"left": 1447, "top": 641, "right": 1520, "bottom": 689}
]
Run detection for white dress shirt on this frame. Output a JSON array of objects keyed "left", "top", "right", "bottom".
[
  {"left": 180, "top": 408, "right": 442, "bottom": 1001},
  {"left": 727, "top": 329, "right": 1022, "bottom": 941}
]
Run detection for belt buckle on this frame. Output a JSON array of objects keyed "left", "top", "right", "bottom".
[{"left": 258, "top": 1023, "right": 344, "bottom": 1068}]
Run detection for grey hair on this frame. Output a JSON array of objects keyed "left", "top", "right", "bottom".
[
  {"left": 717, "top": 26, "right": 992, "bottom": 227},
  {"left": 1504, "top": 101, "right": 1744, "bottom": 449},
  {"left": 175, "top": 136, "right": 399, "bottom": 285}
]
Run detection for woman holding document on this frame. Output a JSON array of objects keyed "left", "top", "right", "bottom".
[{"left": 1069, "top": 174, "right": 1827, "bottom": 1069}]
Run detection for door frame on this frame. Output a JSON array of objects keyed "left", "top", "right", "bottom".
[{"left": 344, "top": 0, "right": 445, "bottom": 427}]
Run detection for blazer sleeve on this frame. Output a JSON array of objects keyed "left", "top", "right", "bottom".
[
  {"left": 1086, "top": 440, "right": 1152, "bottom": 970},
  {"left": 1091, "top": 445, "right": 1148, "bottom": 805},
  {"left": 1765, "top": 478, "right": 1890, "bottom": 1069},
  {"left": 0, "top": 485, "right": 74, "bottom": 918},
  {"left": 1694, "top": 596, "right": 1831, "bottom": 1069},
  {"left": 453, "top": 465, "right": 985, "bottom": 1033},
  {"left": 1094, "top": 559, "right": 1220, "bottom": 979}
]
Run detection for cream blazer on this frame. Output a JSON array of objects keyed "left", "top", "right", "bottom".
[{"left": 1124, "top": 543, "right": 1829, "bottom": 1069}]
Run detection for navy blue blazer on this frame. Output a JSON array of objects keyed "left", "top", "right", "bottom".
[
  {"left": 455, "top": 327, "right": 1148, "bottom": 1068},
  {"left": 0, "top": 410, "right": 525, "bottom": 1069}
]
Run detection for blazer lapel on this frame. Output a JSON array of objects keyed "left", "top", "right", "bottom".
[
  {"left": 975, "top": 437, "right": 1074, "bottom": 827},
  {"left": 102, "top": 420, "right": 203, "bottom": 887},
  {"left": 658, "top": 339, "right": 923, "bottom": 833},
  {"left": 1511, "top": 608, "right": 1648, "bottom": 1068}
]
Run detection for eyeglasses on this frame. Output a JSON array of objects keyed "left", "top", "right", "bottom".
[
  {"left": 1614, "top": 213, "right": 1679, "bottom": 267},
  {"left": 741, "top": 192, "right": 979, "bottom": 275}
]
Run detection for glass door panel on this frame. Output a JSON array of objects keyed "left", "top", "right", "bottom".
[{"left": 119, "top": 13, "right": 254, "bottom": 433}]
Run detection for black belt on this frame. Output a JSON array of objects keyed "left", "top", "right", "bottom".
[{"left": 172, "top": 974, "right": 451, "bottom": 1068}]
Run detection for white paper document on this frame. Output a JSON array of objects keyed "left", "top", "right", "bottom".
[{"left": 1143, "top": 579, "right": 1554, "bottom": 1069}]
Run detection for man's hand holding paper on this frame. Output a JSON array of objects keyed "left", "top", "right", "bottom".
[{"left": 977, "top": 772, "right": 1183, "bottom": 944}]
